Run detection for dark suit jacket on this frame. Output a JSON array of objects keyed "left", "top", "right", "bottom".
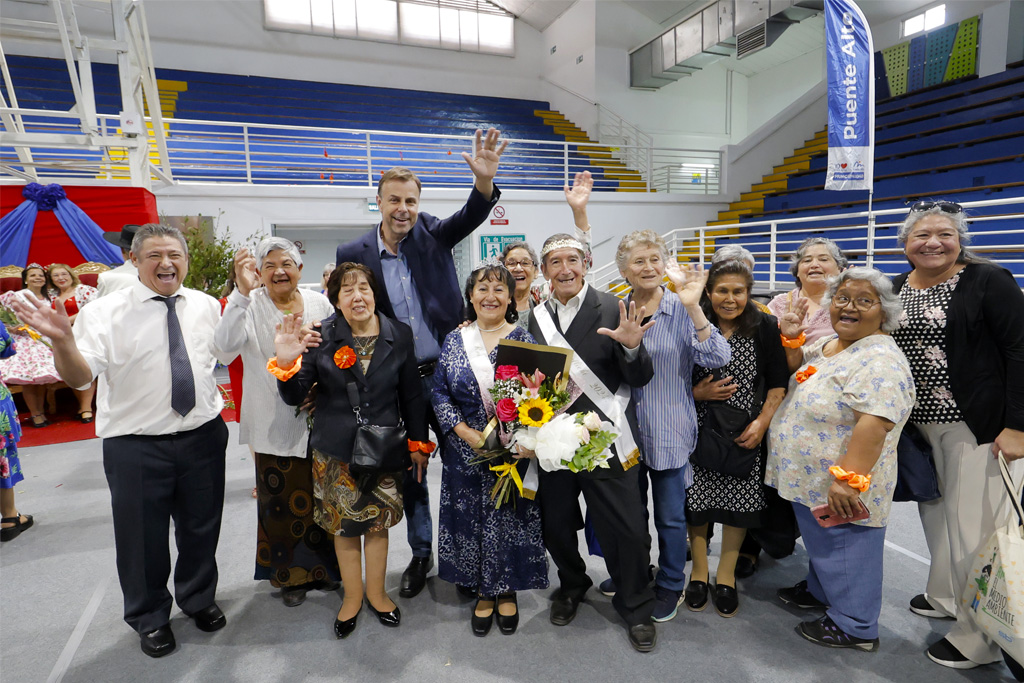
[
  {"left": 528, "top": 285, "right": 655, "bottom": 479},
  {"left": 335, "top": 185, "right": 500, "bottom": 347},
  {"left": 893, "top": 262, "right": 1024, "bottom": 443},
  {"left": 277, "top": 312, "right": 428, "bottom": 462}
]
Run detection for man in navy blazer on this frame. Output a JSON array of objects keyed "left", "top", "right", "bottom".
[{"left": 335, "top": 127, "right": 508, "bottom": 598}]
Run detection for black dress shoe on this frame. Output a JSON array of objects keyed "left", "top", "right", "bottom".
[
  {"left": 714, "top": 584, "right": 739, "bottom": 618},
  {"left": 365, "top": 597, "right": 401, "bottom": 627},
  {"left": 282, "top": 586, "right": 307, "bottom": 607},
  {"left": 334, "top": 609, "right": 360, "bottom": 639},
  {"left": 399, "top": 555, "right": 433, "bottom": 598},
  {"left": 140, "top": 624, "right": 176, "bottom": 658},
  {"left": 628, "top": 623, "right": 657, "bottom": 653},
  {"left": 312, "top": 579, "right": 341, "bottom": 592},
  {"left": 496, "top": 593, "right": 519, "bottom": 635},
  {"left": 684, "top": 580, "right": 709, "bottom": 612},
  {"left": 190, "top": 604, "right": 226, "bottom": 632},
  {"left": 735, "top": 555, "right": 759, "bottom": 579},
  {"left": 472, "top": 598, "right": 494, "bottom": 637},
  {"left": 549, "top": 592, "right": 584, "bottom": 626}
]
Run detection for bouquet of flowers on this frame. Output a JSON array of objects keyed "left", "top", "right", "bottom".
[{"left": 514, "top": 410, "right": 619, "bottom": 474}]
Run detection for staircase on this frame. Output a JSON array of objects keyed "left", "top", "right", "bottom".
[
  {"left": 105, "top": 78, "right": 187, "bottom": 177},
  {"left": 535, "top": 110, "right": 648, "bottom": 192}
]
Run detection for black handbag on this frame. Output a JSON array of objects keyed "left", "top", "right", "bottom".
[
  {"left": 893, "top": 422, "right": 941, "bottom": 503},
  {"left": 346, "top": 382, "right": 409, "bottom": 475},
  {"left": 692, "top": 402, "right": 760, "bottom": 478}
]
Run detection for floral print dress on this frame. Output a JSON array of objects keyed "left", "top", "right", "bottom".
[
  {"left": 0, "top": 291, "right": 60, "bottom": 385},
  {"left": 0, "top": 323, "right": 24, "bottom": 489}
]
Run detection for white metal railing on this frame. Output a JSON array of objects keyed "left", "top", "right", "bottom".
[
  {"left": 0, "top": 107, "right": 723, "bottom": 194},
  {"left": 591, "top": 196, "right": 1024, "bottom": 293},
  {"left": 597, "top": 104, "right": 652, "bottom": 184}
]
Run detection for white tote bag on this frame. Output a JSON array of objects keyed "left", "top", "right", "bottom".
[{"left": 962, "top": 453, "right": 1024, "bottom": 662}]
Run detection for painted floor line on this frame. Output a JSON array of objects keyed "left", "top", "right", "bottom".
[
  {"left": 47, "top": 573, "right": 112, "bottom": 683},
  {"left": 884, "top": 539, "right": 931, "bottom": 566}
]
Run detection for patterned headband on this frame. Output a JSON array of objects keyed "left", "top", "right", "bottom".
[
  {"left": 540, "top": 238, "right": 585, "bottom": 258},
  {"left": 472, "top": 255, "right": 507, "bottom": 271}
]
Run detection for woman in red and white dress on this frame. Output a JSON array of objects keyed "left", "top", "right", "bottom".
[{"left": 46, "top": 264, "right": 97, "bottom": 423}]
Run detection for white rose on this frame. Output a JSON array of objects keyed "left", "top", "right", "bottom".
[
  {"left": 575, "top": 423, "right": 591, "bottom": 444},
  {"left": 583, "top": 411, "right": 603, "bottom": 432},
  {"left": 534, "top": 414, "right": 580, "bottom": 472}
]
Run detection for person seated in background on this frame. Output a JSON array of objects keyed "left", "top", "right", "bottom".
[
  {"left": 273, "top": 263, "right": 429, "bottom": 639},
  {"left": 46, "top": 263, "right": 97, "bottom": 423},
  {"left": 215, "top": 237, "right": 341, "bottom": 608},
  {"left": 0, "top": 265, "right": 61, "bottom": 428},
  {"left": 96, "top": 224, "right": 141, "bottom": 297},
  {"left": 768, "top": 267, "right": 914, "bottom": 652},
  {"left": 12, "top": 223, "right": 233, "bottom": 659}
]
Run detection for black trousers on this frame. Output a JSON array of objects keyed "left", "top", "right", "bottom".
[
  {"left": 102, "top": 417, "right": 228, "bottom": 634},
  {"left": 538, "top": 464, "right": 654, "bottom": 626}
]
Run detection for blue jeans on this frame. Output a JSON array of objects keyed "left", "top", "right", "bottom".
[
  {"left": 403, "top": 375, "right": 436, "bottom": 558},
  {"left": 638, "top": 463, "right": 689, "bottom": 592}
]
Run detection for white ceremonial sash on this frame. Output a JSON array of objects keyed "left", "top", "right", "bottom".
[
  {"left": 532, "top": 304, "right": 640, "bottom": 470},
  {"left": 460, "top": 325, "right": 538, "bottom": 499}
]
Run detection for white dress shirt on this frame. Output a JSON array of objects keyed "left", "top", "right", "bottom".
[
  {"left": 548, "top": 282, "right": 640, "bottom": 359},
  {"left": 95, "top": 261, "right": 138, "bottom": 298},
  {"left": 215, "top": 287, "right": 334, "bottom": 458},
  {"left": 73, "top": 279, "right": 230, "bottom": 438}
]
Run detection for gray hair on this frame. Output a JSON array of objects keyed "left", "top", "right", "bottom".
[
  {"left": 897, "top": 205, "right": 986, "bottom": 265},
  {"left": 789, "top": 237, "right": 849, "bottom": 286},
  {"left": 615, "top": 230, "right": 669, "bottom": 272},
  {"left": 131, "top": 223, "right": 188, "bottom": 257},
  {"left": 540, "top": 233, "right": 587, "bottom": 265},
  {"left": 501, "top": 241, "right": 539, "bottom": 268},
  {"left": 825, "top": 267, "right": 902, "bottom": 333},
  {"left": 712, "top": 244, "right": 755, "bottom": 271},
  {"left": 322, "top": 262, "right": 335, "bottom": 275},
  {"left": 255, "top": 236, "right": 303, "bottom": 269}
]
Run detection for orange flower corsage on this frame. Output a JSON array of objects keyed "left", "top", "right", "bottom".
[
  {"left": 795, "top": 365, "right": 817, "bottom": 383},
  {"left": 334, "top": 345, "right": 357, "bottom": 370},
  {"left": 408, "top": 440, "right": 437, "bottom": 455},
  {"left": 829, "top": 465, "right": 872, "bottom": 492},
  {"left": 267, "top": 356, "right": 302, "bottom": 381}
]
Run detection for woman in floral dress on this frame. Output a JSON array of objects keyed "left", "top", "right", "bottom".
[{"left": 0, "top": 322, "right": 33, "bottom": 542}]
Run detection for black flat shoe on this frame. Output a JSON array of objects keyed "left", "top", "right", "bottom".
[
  {"left": 472, "top": 597, "right": 494, "bottom": 637},
  {"left": 549, "top": 591, "right": 584, "bottom": 626},
  {"left": 456, "top": 584, "right": 478, "bottom": 599},
  {"left": 78, "top": 410, "right": 94, "bottom": 424},
  {"left": 684, "top": 580, "right": 709, "bottom": 612},
  {"left": 496, "top": 593, "right": 518, "bottom": 635},
  {"left": 714, "top": 583, "right": 739, "bottom": 618},
  {"left": 735, "top": 555, "right": 759, "bottom": 579},
  {"left": 190, "top": 603, "right": 226, "bottom": 632},
  {"left": 334, "top": 608, "right": 360, "bottom": 639},
  {"left": 30, "top": 415, "right": 49, "bottom": 428},
  {"left": 365, "top": 597, "right": 401, "bottom": 627},
  {"left": 140, "top": 624, "right": 176, "bottom": 658},
  {"left": 0, "top": 513, "right": 33, "bottom": 542}
]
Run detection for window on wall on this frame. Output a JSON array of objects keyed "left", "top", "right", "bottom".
[
  {"left": 903, "top": 4, "right": 946, "bottom": 37},
  {"left": 264, "top": 0, "right": 515, "bottom": 56}
]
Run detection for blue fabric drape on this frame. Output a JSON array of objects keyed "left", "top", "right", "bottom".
[{"left": 0, "top": 183, "right": 122, "bottom": 267}]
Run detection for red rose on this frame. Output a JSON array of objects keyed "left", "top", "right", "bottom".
[
  {"left": 495, "top": 365, "right": 520, "bottom": 381},
  {"left": 496, "top": 398, "right": 518, "bottom": 422}
]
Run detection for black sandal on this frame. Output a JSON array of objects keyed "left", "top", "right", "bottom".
[{"left": 0, "top": 513, "right": 34, "bottom": 542}]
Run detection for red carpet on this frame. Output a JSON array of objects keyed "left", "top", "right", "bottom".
[{"left": 14, "top": 385, "right": 238, "bottom": 448}]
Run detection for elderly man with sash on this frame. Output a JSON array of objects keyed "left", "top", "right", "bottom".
[{"left": 527, "top": 232, "right": 658, "bottom": 652}]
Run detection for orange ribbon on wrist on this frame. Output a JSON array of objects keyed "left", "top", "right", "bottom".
[
  {"left": 408, "top": 440, "right": 436, "bottom": 455},
  {"left": 795, "top": 365, "right": 817, "bottom": 383},
  {"left": 267, "top": 355, "right": 302, "bottom": 381},
  {"left": 780, "top": 331, "right": 806, "bottom": 348},
  {"left": 829, "top": 465, "right": 871, "bottom": 492}
]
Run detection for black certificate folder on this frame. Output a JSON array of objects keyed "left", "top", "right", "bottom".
[{"left": 494, "top": 339, "right": 573, "bottom": 384}]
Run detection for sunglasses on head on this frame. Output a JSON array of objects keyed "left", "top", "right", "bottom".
[{"left": 909, "top": 200, "right": 962, "bottom": 214}]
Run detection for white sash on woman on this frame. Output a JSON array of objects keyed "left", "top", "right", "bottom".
[
  {"left": 532, "top": 305, "right": 640, "bottom": 470},
  {"left": 460, "top": 324, "right": 539, "bottom": 498}
]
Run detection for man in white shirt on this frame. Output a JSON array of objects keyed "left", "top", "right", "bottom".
[
  {"left": 12, "top": 224, "right": 231, "bottom": 659},
  {"left": 95, "top": 224, "right": 140, "bottom": 297}
]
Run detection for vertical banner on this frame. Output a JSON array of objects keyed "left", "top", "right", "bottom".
[{"left": 825, "top": 0, "right": 875, "bottom": 191}]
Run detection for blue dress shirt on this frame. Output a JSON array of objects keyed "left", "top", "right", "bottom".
[{"left": 377, "top": 228, "right": 442, "bottom": 363}]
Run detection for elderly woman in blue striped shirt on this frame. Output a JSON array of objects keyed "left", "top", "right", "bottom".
[{"left": 615, "top": 230, "right": 731, "bottom": 622}]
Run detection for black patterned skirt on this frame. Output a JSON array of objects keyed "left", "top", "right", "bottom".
[
  {"left": 311, "top": 448, "right": 403, "bottom": 538},
  {"left": 254, "top": 453, "right": 341, "bottom": 587}
]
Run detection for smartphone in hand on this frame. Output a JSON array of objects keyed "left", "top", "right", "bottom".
[{"left": 811, "top": 502, "right": 870, "bottom": 527}]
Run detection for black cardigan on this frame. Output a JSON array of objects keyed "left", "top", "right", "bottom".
[
  {"left": 278, "top": 312, "right": 428, "bottom": 462},
  {"left": 892, "top": 263, "right": 1024, "bottom": 443}
]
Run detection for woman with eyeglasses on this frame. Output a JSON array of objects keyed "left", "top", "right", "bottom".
[
  {"left": 767, "top": 267, "right": 915, "bottom": 651},
  {"left": 500, "top": 172, "right": 593, "bottom": 330},
  {"left": 889, "top": 201, "right": 1024, "bottom": 671}
]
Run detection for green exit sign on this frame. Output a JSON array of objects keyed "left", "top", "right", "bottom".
[{"left": 479, "top": 234, "right": 526, "bottom": 259}]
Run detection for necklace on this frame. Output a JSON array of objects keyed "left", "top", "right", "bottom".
[
  {"left": 352, "top": 335, "right": 378, "bottom": 357},
  {"left": 478, "top": 320, "right": 508, "bottom": 333}
]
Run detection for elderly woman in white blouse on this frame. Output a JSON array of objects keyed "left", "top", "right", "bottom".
[{"left": 215, "top": 237, "right": 340, "bottom": 607}]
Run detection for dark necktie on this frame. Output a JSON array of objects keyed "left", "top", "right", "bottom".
[{"left": 155, "top": 296, "right": 196, "bottom": 416}]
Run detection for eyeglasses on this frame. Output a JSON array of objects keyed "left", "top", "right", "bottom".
[
  {"left": 831, "top": 295, "right": 880, "bottom": 312},
  {"left": 909, "top": 201, "right": 962, "bottom": 214},
  {"left": 504, "top": 259, "right": 534, "bottom": 269}
]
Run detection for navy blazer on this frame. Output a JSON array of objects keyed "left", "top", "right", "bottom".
[
  {"left": 335, "top": 185, "right": 500, "bottom": 348},
  {"left": 528, "top": 285, "right": 655, "bottom": 480},
  {"left": 277, "top": 312, "right": 428, "bottom": 462}
]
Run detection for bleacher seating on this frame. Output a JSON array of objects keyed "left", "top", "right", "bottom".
[{"left": 0, "top": 54, "right": 646, "bottom": 190}]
